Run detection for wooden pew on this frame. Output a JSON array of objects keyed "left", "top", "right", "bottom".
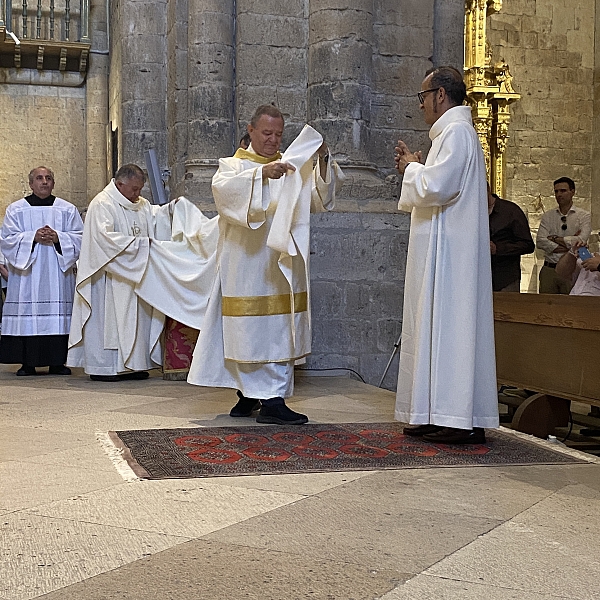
[{"left": 494, "top": 292, "right": 600, "bottom": 438}]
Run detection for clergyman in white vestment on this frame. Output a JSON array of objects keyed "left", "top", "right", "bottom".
[
  {"left": 394, "top": 66, "right": 499, "bottom": 445},
  {"left": 187, "top": 104, "right": 342, "bottom": 425},
  {"left": 67, "top": 164, "right": 218, "bottom": 382},
  {"left": 0, "top": 166, "right": 83, "bottom": 376}
]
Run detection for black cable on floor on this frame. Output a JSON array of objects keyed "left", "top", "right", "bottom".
[
  {"left": 296, "top": 367, "right": 366, "bottom": 384},
  {"left": 559, "top": 408, "right": 574, "bottom": 443}
]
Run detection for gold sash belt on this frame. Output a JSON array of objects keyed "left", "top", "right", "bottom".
[{"left": 222, "top": 291, "right": 308, "bottom": 317}]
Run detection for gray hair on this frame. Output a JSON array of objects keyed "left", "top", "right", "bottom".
[
  {"left": 28, "top": 166, "right": 55, "bottom": 184},
  {"left": 250, "top": 104, "right": 285, "bottom": 127},
  {"left": 115, "top": 164, "right": 145, "bottom": 183}
]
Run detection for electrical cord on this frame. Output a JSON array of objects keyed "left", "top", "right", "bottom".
[
  {"left": 296, "top": 367, "right": 366, "bottom": 384},
  {"left": 559, "top": 408, "right": 573, "bottom": 443}
]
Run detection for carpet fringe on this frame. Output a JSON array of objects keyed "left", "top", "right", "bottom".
[
  {"left": 498, "top": 426, "right": 600, "bottom": 464},
  {"left": 96, "top": 431, "right": 140, "bottom": 482}
]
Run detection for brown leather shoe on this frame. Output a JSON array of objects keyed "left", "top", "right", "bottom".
[
  {"left": 423, "top": 427, "right": 486, "bottom": 445},
  {"left": 403, "top": 424, "right": 444, "bottom": 436}
]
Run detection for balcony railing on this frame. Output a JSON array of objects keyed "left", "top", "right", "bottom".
[{"left": 0, "top": 0, "right": 90, "bottom": 77}]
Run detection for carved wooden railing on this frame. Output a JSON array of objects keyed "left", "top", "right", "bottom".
[{"left": 0, "top": 0, "right": 90, "bottom": 76}]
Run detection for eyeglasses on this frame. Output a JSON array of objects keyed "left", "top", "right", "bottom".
[
  {"left": 561, "top": 216, "right": 567, "bottom": 231},
  {"left": 417, "top": 88, "right": 440, "bottom": 104}
]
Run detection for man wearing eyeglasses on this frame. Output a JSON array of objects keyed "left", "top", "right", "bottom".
[
  {"left": 536, "top": 177, "right": 590, "bottom": 294},
  {"left": 392, "top": 66, "right": 499, "bottom": 445}
]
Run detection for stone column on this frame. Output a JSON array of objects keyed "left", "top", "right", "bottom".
[
  {"left": 235, "top": 1, "right": 309, "bottom": 147},
  {"left": 86, "top": 0, "right": 109, "bottom": 201},
  {"left": 166, "top": 0, "right": 188, "bottom": 199},
  {"left": 119, "top": 0, "right": 168, "bottom": 194},
  {"left": 185, "top": 0, "right": 235, "bottom": 206},
  {"left": 432, "top": 0, "right": 464, "bottom": 69},
  {"left": 308, "top": 0, "right": 374, "bottom": 172}
]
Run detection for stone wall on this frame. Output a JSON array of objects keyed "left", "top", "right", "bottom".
[
  {"left": 487, "top": 0, "right": 598, "bottom": 291},
  {"left": 0, "top": 85, "right": 88, "bottom": 217},
  {"left": 487, "top": 0, "right": 596, "bottom": 217}
]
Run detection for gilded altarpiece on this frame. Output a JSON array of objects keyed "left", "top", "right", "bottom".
[{"left": 464, "top": 0, "right": 519, "bottom": 197}]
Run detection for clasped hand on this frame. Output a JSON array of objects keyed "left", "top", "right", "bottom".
[
  {"left": 394, "top": 140, "right": 422, "bottom": 174},
  {"left": 34, "top": 225, "right": 58, "bottom": 245}
]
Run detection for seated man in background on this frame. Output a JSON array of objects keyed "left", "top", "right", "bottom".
[{"left": 555, "top": 239, "right": 600, "bottom": 296}]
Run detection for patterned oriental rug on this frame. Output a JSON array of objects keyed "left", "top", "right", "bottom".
[{"left": 108, "top": 423, "right": 587, "bottom": 480}]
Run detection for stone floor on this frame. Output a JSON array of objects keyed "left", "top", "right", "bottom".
[{"left": 1, "top": 365, "right": 599, "bottom": 600}]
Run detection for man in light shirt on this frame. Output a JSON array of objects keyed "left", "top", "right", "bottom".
[{"left": 536, "top": 177, "right": 590, "bottom": 294}]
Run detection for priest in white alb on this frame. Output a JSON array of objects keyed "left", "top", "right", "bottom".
[
  {"left": 0, "top": 166, "right": 83, "bottom": 376},
  {"left": 394, "top": 66, "right": 499, "bottom": 444},
  {"left": 187, "top": 104, "right": 343, "bottom": 424},
  {"left": 67, "top": 164, "right": 218, "bottom": 381}
]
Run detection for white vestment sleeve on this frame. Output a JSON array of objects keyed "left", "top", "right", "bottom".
[
  {"left": 399, "top": 125, "right": 472, "bottom": 212},
  {"left": 0, "top": 205, "right": 37, "bottom": 271},
  {"left": 212, "top": 158, "right": 268, "bottom": 229},
  {"left": 55, "top": 206, "right": 84, "bottom": 272},
  {"left": 135, "top": 198, "right": 219, "bottom": 330}
]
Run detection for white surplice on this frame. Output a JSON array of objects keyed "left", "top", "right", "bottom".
[
  {"left": 0, "top": 198, "right": 83, "bottom": 335},
  {"left": 188, "top": 125, "right": 343, "bottom": 398},
  {"left": 396, "top": 106, "right": 499, "bottom": 430},
  {"left": 67, "top": 181, "right": 218, "bottom": 375}
]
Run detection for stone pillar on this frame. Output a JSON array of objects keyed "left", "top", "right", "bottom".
[
  {"left": 432, "top": 0, "right": 464, "bottom": 69},
  {"left": 118, "top": 0, "right": 168, "bottom": 198},
  {"left": 235, "top": 1, "right": 309, "bottom": 148},
  {"left": 308, "top": 0, "right": 374, "bottom": 172},
  {"left": 185, "top": 0, "right": 235, "bottom": 206},
  {"left": 166, "top": 0, "right": 188, "bottom": 199},
  {"left": 86, "top": 0, "right": 109, "bottom": 201}
]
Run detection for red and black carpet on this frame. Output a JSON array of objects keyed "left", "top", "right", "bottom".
[{"left": 108, "top": 423, "right": 586, "bottom": 479}]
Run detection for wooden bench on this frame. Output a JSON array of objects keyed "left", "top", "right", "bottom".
[{"left": 494, "top": 292, "right": 600, "bottom": 438}]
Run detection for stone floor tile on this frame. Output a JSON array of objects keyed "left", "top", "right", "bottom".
[
  {"left": 349, "top": 467, "right": 560, "bottom": 520},
  {"left": 0, "top": 461, "right": 123, "bottom": 513},
  {"left": 381, "top": 574, "right": 573, "bottom": 599},
  {"left": 424, "top": 486, "right": 600, "bottom": 599},
  {"left": 18, "top": 443, "right": 124, "bottom": 473},
  {"left": 34, "top": 411, "right": 201, "bottom": 434},
  {"left": 293, "top": 393, "right": 396, "bottom": 415},
  {"left": 204, "top": 472, "right": 502, "bottom": 573},
  {"left": 0, "top": 427, "right": 96, "bottom": 462},
  {"left": 202, "top": 470, "right": 375, "bottom": 495},
  {"left": 0, "top": 513, "right": 189, "bottom": 600},
  {"left": 35, "top": 538, "right": 408, "bottom": 600},
  {"left": 26, "top": 479, "right": 306, "bottom": 538}
]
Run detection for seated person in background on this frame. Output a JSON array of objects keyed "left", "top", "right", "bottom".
[
  {"left": 555, "top": 239, "right": 600, "bottom": 296},
  {"left": 488, "top": 183, "right": 534, "bottom": 292},
  {"left": 556, "top": 239, "right": 600, "bottom": 419}
]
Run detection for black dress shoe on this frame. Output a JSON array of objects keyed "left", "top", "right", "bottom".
[
  {"left": 16, "top": 366, "right": 37, "bottom": 376},
  {"left": 403, "top": 424, "right": 444, "bottom": 437},
  {"left": 119, "top": 371, "right": 150, "bottom": 381},
  {"left": 90, "top": 374, "right": 121, "bottom": 382},
  {"left": 230, "top": 391, "right": 261, "bottom": 417},
  {"left": 256, "top": 400, "right": 308, "bottom": 425},
  {"left": 48, "top": 365, "right": 72, "bottom": 375},
  {"left": 423, "top": 427, "right": 486, "bottom": 445}
]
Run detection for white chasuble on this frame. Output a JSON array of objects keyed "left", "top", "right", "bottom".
[
  {"left": 0, "top": 198, "right": 83, "bottom": 336},
  {"left": 188, "top": 126, "right": 343, "bottom": 397},
  {"left": 396, "top": 106, "right": 499, "bottom": 430},
  {"left": 68, "top": 181, "right": 219, "bottom": 376}
]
